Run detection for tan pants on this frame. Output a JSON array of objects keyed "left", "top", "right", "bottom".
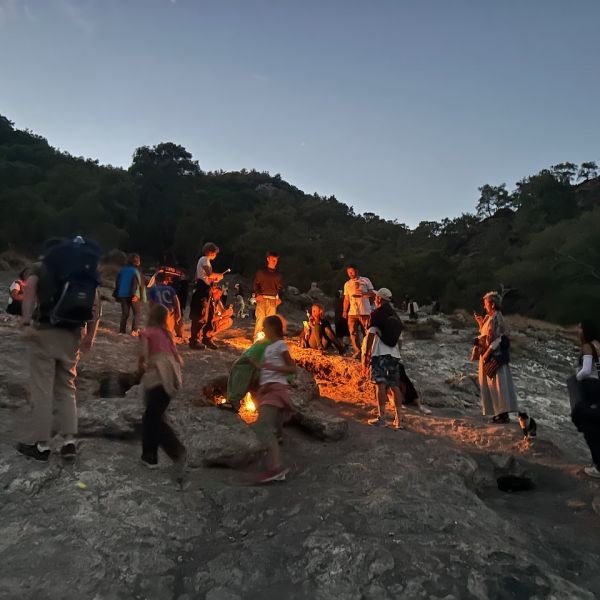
[
  {"left": 254, "top": 298, "right": 279, "bottom": 337},
  {"left": 24, "top": 326, "right": 82, "bottom": 443}
]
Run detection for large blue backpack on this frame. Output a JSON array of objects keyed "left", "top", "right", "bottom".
[{"left": 40, "top": 236, "right": 101, "bottom": 328}]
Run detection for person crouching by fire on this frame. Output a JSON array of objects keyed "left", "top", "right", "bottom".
[
  {"left": 203, "top": 286, "right": 234, "bottom": 344},
  {"left": 248, "top": 315, "right": 296, "bottom": 483}
]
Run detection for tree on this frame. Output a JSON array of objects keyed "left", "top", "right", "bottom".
[
  {"left": 475, "top": 184, "right": 511, "bottom": 219},
  {"left": 550, "top": 162, "right": 578, "bottom": 185},
  {"left": 577, "top": 161, "right": 599, "bottom": 182}
]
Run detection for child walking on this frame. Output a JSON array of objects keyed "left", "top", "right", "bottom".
[
  {"left": 252, "top": 315, "right": 297, "bottom": 483},
  {"left": 138, "top": 304, "right": 186, "bottom": 471}
]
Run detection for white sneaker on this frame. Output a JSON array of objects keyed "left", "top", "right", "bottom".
[{"left": 584, "top": 466, "right": 600, "bottom": 478}]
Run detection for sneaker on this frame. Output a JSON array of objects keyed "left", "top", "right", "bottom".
[
  {"left": 141, "top": 456, "right": 159, "bottom": 469},
  {"left": 60, "top": 442, "right": 77, "bottom": 459},
  {"left": 16, "top": 442, "right": 50, "bottom": 462},
  {"left": 255, "top": 467, "right": 289, "bottom": 484},
  {"left": 202, "top": 338, "right": 218, "bottom": 350},
  {"left": 584, "top": 465, "right": 600, "bottom": 479}
]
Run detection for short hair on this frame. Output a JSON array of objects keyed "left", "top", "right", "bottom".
[
  {"left": 127, "top": 253, "right": 140, "bottom": 265},
  {"left": 263, "top": 314, "right": 285, "bottom": 337},
  {"left": 148, "top": 303, "right": 169, "bottom": 329},
  {"left": 483, "top": 291, "right": 502, "bottom": 309},
  {"left": 203, "top": 242, "right": 219, "bottom": 255},
  {"left": 155, "top": 271, "right": 167, "bottom": 283},
  {"left": 346, "top": 263, "right": 358, "bottom": 271},
  {"left": 266, "top": 251, "right": 279, "bottom": 258}
]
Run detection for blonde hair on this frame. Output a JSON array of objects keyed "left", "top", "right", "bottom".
[{"left": 483, "top": 291, "right": 502, "bottom": 309}]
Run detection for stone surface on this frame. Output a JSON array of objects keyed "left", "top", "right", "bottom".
[{"left": 1, "top": 279, "right": 600, "bottom": 599}]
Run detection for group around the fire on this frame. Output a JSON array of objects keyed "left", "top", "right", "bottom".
[{"left": 6, "top": 236, "right": 600, "bottom": 484}]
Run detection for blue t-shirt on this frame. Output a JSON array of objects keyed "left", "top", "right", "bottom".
[
  {"left": 149, "top": 284, "right": 178, "bottom": 310},
  {"left": 116, "top": 266, "right": 139, "bottom": 298}
]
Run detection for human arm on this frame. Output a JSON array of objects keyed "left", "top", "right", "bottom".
[
  {"left": 253, "top": 270, "right": 264, "bottom": 302},
  {"left": 363, "top": 278, "right": 375, "bottom": 300},
  {"left": 342, "top": 286, "right": 350, "bottom": 319},
  {"left": 138, "top": 336, "right": 149, "bottom": 374},
  {"left": 80, "top": 289, "right": 101, "bottom": 353},
  {"left": 362, "top": 330, "right": 377, "bottom": 369},
  {"left": 21, "top": 274, "right": 38, "bottom": 325},
  {"left": 577, "top": 344, "right": 595, "bottom": 381}
]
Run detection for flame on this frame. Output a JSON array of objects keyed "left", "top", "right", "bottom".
[
  {"left": 255, "top": 331, "right": 266, "bottom": 342},
  {"left": 216, "top": 396, "right": 227, "bottom": 405},
  {"left": 239, "top": 391, "right": 258, "bottom": 424},
  {"left": 244, "top": 392, "right": 256, "bottom": 412}
]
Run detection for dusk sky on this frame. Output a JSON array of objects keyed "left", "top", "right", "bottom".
[{"left": 1, "top": 0, "right": 598, "bottom": 226}]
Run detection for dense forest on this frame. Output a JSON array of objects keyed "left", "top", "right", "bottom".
[{"left": 1, "top": 114, "right": 599, "bottom": 323}]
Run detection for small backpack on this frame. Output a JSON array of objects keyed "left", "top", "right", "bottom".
[
  {"left": 380, "top": 314, "right": 404, "bottom": 347},
  {"left": 41, "top": 236, "right": 101, "bottom": 328}
]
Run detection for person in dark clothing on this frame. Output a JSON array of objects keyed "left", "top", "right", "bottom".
[
  {"left": 300, "top": 304, "right": 346, "bottom": 354},
  {"left": 253, "top": 251, "right": 284, "bottom": 339},
  {"left": 189, "top": 242, "right": 224, "bottom": 350},
  {"left": 150, "top": 265, "right": 189, "bottom": 310},
  {"left": 334, "top": 290, "right": 350, "bottom": 339},
  {"left": 569, "top": 320, "right": 600, "bottom": 479}
]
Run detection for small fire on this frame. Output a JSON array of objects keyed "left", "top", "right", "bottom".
[
  {"left": 239, "top": 391, "right": 258, "bottom": 424},
  {"left": 255, "top": 331, "right": 266, "bottom": 342},
  {"left": 244, "top": 392, "right": 256, "bottom": 413},
  {"left": 216, "top": 396, "right": 227, "bottom": 405}
]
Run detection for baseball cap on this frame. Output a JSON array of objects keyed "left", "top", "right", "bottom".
[{"left": 375, "top": 288, "right": 393, "bottom": 301}]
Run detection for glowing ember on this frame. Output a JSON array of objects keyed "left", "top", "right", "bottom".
[
  {"left": 255, "top": 331, "right": 266, "bottom": 341},
  {"left": 216, "top": 396, "right": 227, "bottom": 405}
]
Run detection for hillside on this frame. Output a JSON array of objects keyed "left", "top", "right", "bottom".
[
  {"left": 1, "top": 115, "right": 599, "bottom": 323},
  {"left": 2, "top": 275, "right": 600, "bottom": 599}
]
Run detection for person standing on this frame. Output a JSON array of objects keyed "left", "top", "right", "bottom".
[
  {"left": 343, "top": 264, "right": 375, "bottom": 359},
  {"left": 115, "top": 253, "right": 146, "bottom": 335},
  {"left": 253, "top": 251, "right": 283, "bottom": 339},
  {"left": 569, "top": 320, "right": 600, "bottom": 478},
  {"left": 362, "top": 288, "right": 405, "bottom": 429},
  {"left": 189, "top": 242, "right": 224, "bottom": 350},
  {"left": 473, "top": 291, "right": 519, "bottom": 423},
  {"left": 16, "top": 236, "right": 102, "bottom": 461},
  {"left": 148, "top": 271, "right": 182, "bottom": 339},
  {"left": 139, "top": 304, "right": 186, "bottom": 471}
]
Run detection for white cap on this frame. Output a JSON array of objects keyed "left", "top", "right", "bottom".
[{"left": 375, "top": 288, "right": 393, "bottom": 301}]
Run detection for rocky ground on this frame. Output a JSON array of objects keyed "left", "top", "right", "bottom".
[{"left": 1, "top": 276, "right": 600, "bottom": 599}]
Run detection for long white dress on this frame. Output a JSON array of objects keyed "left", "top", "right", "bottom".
[{"left": 478, "top": 311, "right": 519, "bottom": 416}]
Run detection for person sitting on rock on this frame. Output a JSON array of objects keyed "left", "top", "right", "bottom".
[
  {"left": 248, "top": 315, "right": 296, "bottom": 483},
  {"left": 204, "top": 286, "right": 234, "bottom": 344},
  {"left": 300, "top": 303, "right": 345, "bottom": 355},
  {"left": 362, "top": 288, "right": 405, "bottom": 430},
  {"left": 148, "top": 271, "right": 183, "bottom": 339},
  {"left": 569, "top": 320, "right": 600, "bottom": 478},
  {"left": 139, "top": 304, "right": 186, "bottom": 475}
]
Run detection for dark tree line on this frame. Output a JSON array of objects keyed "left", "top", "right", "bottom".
[{"left": 1, "top": 114, "right": 599, "bottom": 324}]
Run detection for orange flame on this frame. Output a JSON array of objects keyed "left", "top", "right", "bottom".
[{"left": 239, "top": 391, "right": 258, "bottom": 424}]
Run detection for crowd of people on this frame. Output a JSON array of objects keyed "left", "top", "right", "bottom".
[{"left": 6, "top": 235, "right": 600, "bottom": 483}]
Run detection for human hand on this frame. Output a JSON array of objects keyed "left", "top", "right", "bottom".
[
  {"left": 132, "top": 296, "right": 139, "bottom": 303},
  {"left": 256, "top": 295, "right": 264, "bottom": 303},
  {"left": 276, "top": 298, "right": 282, "bottom": 307},
  {"left": 342, "top": 312, "right": 348, "bottom": 320}
]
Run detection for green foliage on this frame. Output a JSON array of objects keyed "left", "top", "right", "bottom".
[{"left": 0, "top": 114, "right": 598, "bottom": 324}]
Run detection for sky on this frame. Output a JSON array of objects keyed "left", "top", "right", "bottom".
[{"left": 0, "top": 0, "right": 599, "bottom": 226}]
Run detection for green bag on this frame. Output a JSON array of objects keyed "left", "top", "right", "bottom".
[{"left": 226, "top": 340, "right": 270, "bottom": 411}]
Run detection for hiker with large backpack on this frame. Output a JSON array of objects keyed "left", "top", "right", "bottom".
[
  {"left": 16, "top": 236, "right": 102, "bottom": 462},
  {"left": 362, "top": 288, "right": 405, "bottom": 430}
]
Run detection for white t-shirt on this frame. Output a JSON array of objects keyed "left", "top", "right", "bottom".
[
  {"left": 260, "top": 339, "right": 290, "bottom": 386},
  {"left": 196, "top": 256, "right": 212, "bottom": 284},
  {"left": 343, "top": 276, "right": 374, "bottom": 316},
  {"left": 367, "top": 326, "right": 401, "bottom": 358},
  {"left": 8, "top": 280, "right": 22, "bottom": 305}
]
